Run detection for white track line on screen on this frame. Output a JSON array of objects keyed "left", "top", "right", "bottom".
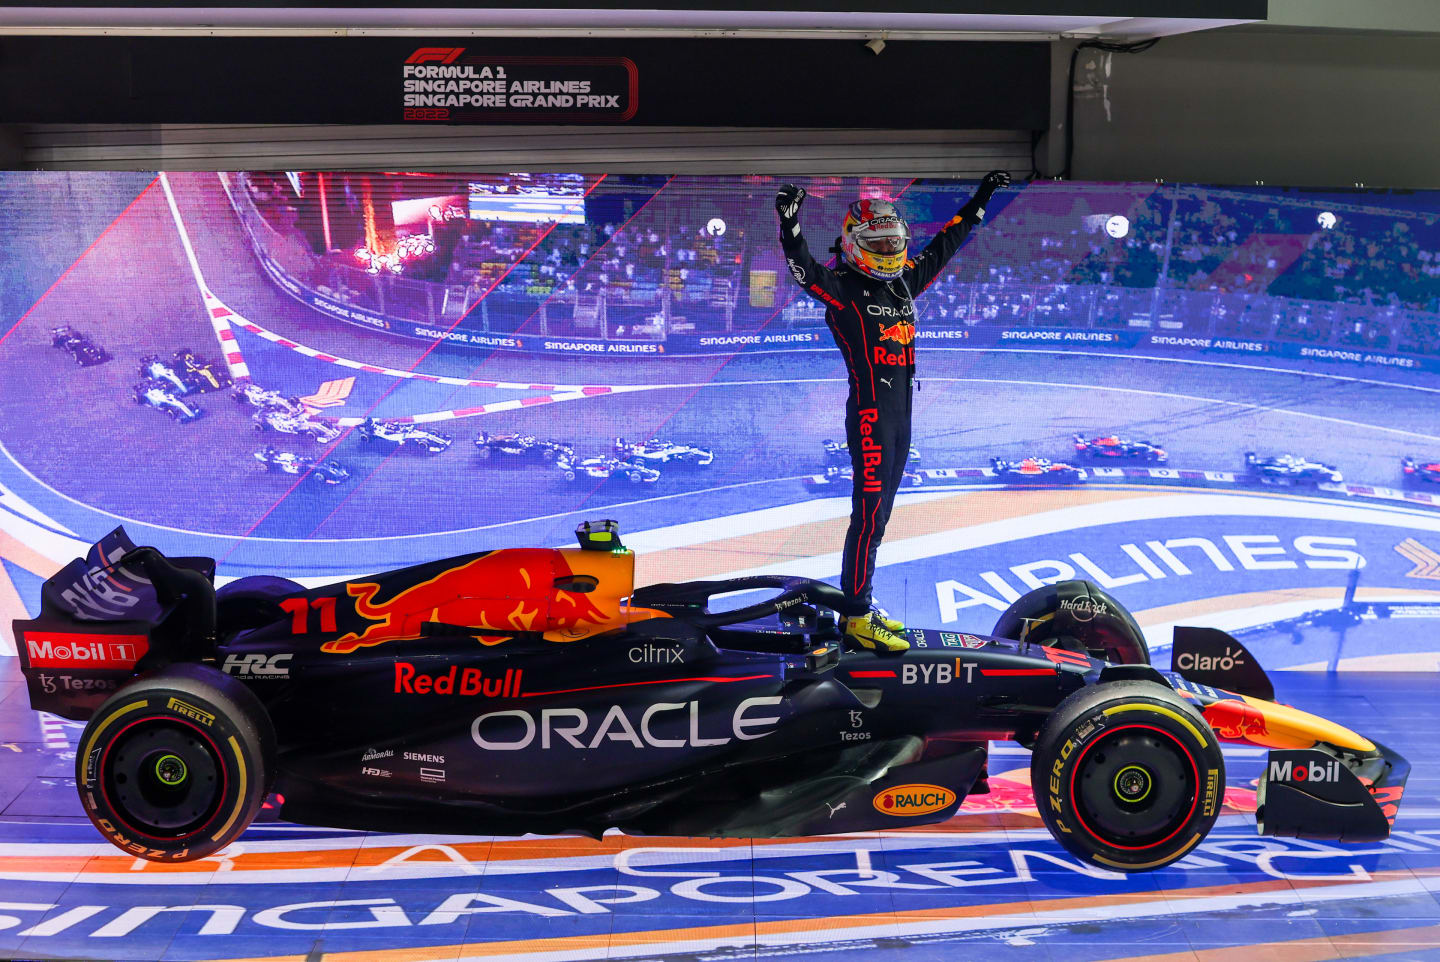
[{"left": 157, "top": 171, "right": 251, "bottom": 380}]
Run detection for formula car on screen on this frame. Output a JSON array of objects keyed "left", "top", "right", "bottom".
[
  {"left": 804, "top": 465, "right": 924, "bottom": 491},
  {"left": 253, "top": 409, "right": 342, "bottom": 443},
  {"left": 1072, "top": 434, "right": 1168, "bottom": 463},
  {"left": 557, "top": 455, "right": 661, "bottom": 484},
  {"left": 358, "top": 418, "right": 453, "bottom": 454},
  {"left": 474, "top": 431, "right": 573, "bottom": 461},
  {"left": 823, "top": 439, "right": 921, "bottom": 465},
  {"left": 254, "top": 448, "right": 351, "bottom": 484},
  {"left": 16, "top": 524, "right": 1408, "bottom": 871},
  {"left": 51, "top": 326, "right": 111, "bottom": 366},
  {"left": 233, "top": 382, "right": 304, "bottom": 415},
  {"left": 991, "top": 456, "right": 1087, "bottom": 483},
  {"left": 1402, "top": 457, "right": 1440, "bottom": 484},
  {"left": 614, "top": 437, "right": 714, "bottom": 467},
  {"left": 132, "top": 382, "right": 202, "bottom": 422},
  {"left": 139, "top": 355, "right": 192, "bottom": 396},
  {"left": 172, "top": 349, "right": 232, "bottom": 393},
  {"left": 1244, "top": 451, "right": 1342, "bottom": 484}
]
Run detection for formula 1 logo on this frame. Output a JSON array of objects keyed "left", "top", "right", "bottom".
[
  {"left": 300, "top": 377, "right": 355, "bottom": 410},
  {"left": 406, "top": 47, "right": 465, "bottom": 65}
]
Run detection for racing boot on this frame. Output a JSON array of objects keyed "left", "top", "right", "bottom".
[
  {"left": 871, "top": 605, "right": 905, "bottom": 633},
  {"left": 844, "top": 611, "right": 910, "bottom": 653}
]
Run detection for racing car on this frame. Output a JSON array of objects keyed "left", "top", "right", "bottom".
[
  {"left": 557, "top": 455, "right": 661, "bottom": 484},
  {"left": 14, "top": 523, "right": 1408, "bottom": 871},
  {"left": 254, "top": 447, "right": 351, "bottom": 484},
  {"left": 358, "top": 418, "right": 453, "bottom": 454},
  {"left": 253, "top": 409, "right": 342, "bottom": 443},
  {"left": 132, "top": 381, "right": 202, "bottom": 421},
  {"left": 1402, "top": 456, "right": 1440, "bottom": 484},
  {"left": 1072, "top": 433, "right": 1167, "bottom": 463},
  {"left": 51, "top": 326, "right": 111, "bottom": 366},
  {"left": 233, "top": 382, "right": 304, "bottom": 415},
  {"left": 823, "top": 439, "right": 920, "bottom": 465},
  {"left": 991, "top": 456, "right": 1087, "bottom": 483},
  {"left": 474, "top": 431, "right": 573, "bottom": 461},
  {"left": 614, "top": 437, "right": 715, "bottom": 467},
  {"left": 804, "top": 465, "right": 924, "bottom": 491},
  {"left": 172, "top": 349, "right": 232, "bottom": 393},
  {"left": 139, "top": 355, "right": 192, "bottom": 395},
  {"left": 1244, "top": 451, "right": 1343, "bottom": 484}
]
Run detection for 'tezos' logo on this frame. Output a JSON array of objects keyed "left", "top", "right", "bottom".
[
  {"left": 24, "top": 633, "right": 147, "bottom": 670},
  {"left": 872, "top": 783, "right": 956, "bottom": 817},
  {"left": 406, "top": 47, "right": 464, "bottom": 65},
  {"left": 1269, "top": 758, "right": 1343, "bottom": 783}
]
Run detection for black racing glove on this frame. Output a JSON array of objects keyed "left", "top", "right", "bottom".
[
  {"left": 776, "top": 184, "right": 807, "bottom": 223},
  {"left": 976, "top": 169, "right": 1012, "bottom": 204}
]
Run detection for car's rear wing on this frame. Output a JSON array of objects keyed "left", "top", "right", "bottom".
[{"left": 13, "top": 528, "right": 216, "bottom": 720}]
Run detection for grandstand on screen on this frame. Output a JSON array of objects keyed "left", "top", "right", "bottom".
[{"left": 228, "top": 172, "right": 1440, "bottom": 358}]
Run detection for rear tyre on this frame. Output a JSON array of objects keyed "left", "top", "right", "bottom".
[
  {"left": 77, "top": 664, "right": 274, "bottom": 862},
  {"left": 1030, "top": 680, "right": 1223, "bottom": 872},
  {"left": 991, "top": 580, "right": 1149, "bottom": 665}
]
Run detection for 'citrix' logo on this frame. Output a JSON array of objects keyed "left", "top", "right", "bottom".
[{"left": 1269, "top": 758, "right": 1343, "bottom": 783}]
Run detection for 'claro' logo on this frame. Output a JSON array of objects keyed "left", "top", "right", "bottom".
[{"left": 872, "top": 783, "right": 956, "bottom": 817}]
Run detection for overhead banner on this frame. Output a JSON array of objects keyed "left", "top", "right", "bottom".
[{"left": 0, "top": 37, "right": 1048, "bottom": 128}]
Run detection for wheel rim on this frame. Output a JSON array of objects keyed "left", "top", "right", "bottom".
[
  {"left": 103, "top": 718, "right": 224, "bottom": 837},
  {"left": 1070, "top": 723, "right": 1197, "bottom": 851}
]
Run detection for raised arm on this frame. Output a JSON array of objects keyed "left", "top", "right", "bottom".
[
  {"left": 776, "top": 184, "right": 845, "bottom": 306},
  {"left": 903, "top": 170, "right": 1011, "bottom": 293}
]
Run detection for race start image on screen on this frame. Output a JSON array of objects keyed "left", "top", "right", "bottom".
[{"left": 0, "top": 170, "right": 1438, "bottom": 677}]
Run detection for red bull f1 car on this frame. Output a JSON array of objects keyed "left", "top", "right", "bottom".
[
  {"left": 51, "top": 326, "right": 111, "bottom": 366},
  {"left": 15, "top": 524, "right": 1407, "bottom": 870},
  {"left": 1402, "top": 456, "right": 1440, "bottom": 484},
  {"left": 474, "top": 432, "right": 573, "bottom": 461},
  {"left": 991, "top": 456, "right": 1087, "bottom": 483},
  {"left": 1072, "top": 433, "right": 1167, "bottom": 463}
]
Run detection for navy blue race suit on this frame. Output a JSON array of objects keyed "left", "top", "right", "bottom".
[{"left": 778, "top": 185, "right": 998, "bottom": 616}]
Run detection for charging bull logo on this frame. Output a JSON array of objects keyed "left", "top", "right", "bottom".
[
  {"left": 322, "top": 549, "right": 616, "bottom": 654},
  {"left": 876, "top": 320, "right": 916, "bottom": 345},
  {"left": 873, "top": 321, "right": 916, "bottom": 367}
]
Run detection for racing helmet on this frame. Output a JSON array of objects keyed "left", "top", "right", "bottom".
[{"left": 840, "top": 199, "right": 910, "bottom": 280}]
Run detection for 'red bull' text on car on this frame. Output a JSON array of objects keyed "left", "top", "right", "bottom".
[{"left": 14, "top": 523, "right": 1407, "bottom": 871}]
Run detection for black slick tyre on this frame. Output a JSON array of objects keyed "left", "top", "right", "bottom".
[
  {"left": 1030, "top": 680, "right": 1223, "bottom": 872},
  {"left": 216, "top": 575, "right": 304, "bottom": 637},
  {"left": 77, "top": 664, "right": 274, "bottom": 862}
]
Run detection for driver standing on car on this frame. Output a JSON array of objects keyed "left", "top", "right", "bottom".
[{"left": 776, "top": 171, "right": 1011, "bottom": 653}]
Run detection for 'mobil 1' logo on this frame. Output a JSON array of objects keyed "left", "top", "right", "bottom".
[{"left": 872, "top": 783, "right": 956, "bottom": 817}]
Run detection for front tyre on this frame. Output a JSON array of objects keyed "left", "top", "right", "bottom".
[
  {"left": 77, "top": 664, "right": 274, "bottom": 862},
  {"left": 1030, "top": 680, "right": 1223, "bottom": 872}
]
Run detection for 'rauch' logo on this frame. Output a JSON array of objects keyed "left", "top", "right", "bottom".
[{"left": 871, "top": 783, "right": 956, "bottom": 817}]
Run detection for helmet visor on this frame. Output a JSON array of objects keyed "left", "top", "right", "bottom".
[{"left": 853, "top": 216, "right": 909, "bottom": 255}]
